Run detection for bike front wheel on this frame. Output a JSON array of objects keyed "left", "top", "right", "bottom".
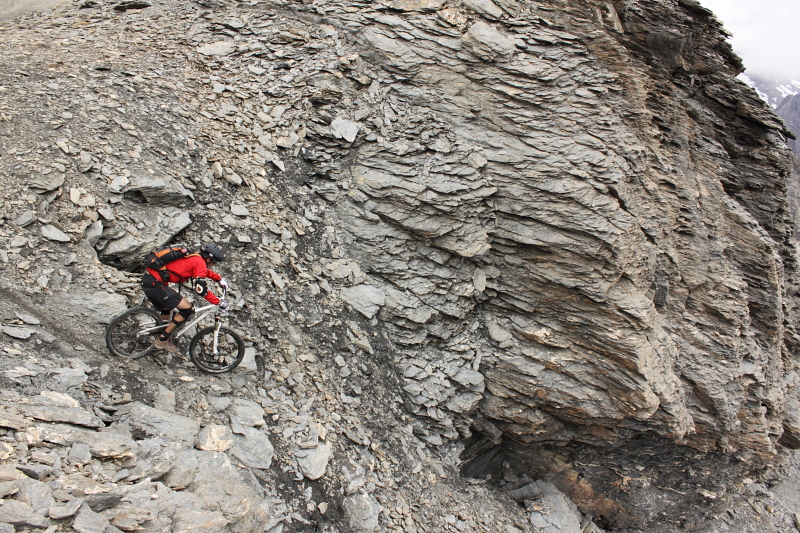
[
  {"left": 106, "top": 307, "right": 164, "bottom": 359},
  {"left": 189, "top": 325, "right": 245, "bottom": 374}
]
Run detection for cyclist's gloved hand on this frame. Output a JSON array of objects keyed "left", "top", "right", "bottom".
[
  {"left": 219, "top": 278, "right": 229, "bottom": 289},
  {"left": 218, "top": 301, "right": 230, "bottom": 311}
]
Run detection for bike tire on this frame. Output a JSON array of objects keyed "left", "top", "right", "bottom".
[
  {"left": 105, "top": 307, "right": 163, "bottom": 359},
  {"left": 188, "top": 325, "right": 245, "bottom": 374}
]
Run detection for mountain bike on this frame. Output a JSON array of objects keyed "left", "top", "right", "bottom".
[{"left": 104, "top": 287, "right": 244, "bottom": 374}]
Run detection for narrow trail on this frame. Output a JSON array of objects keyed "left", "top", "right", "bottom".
[{"left": 0, "top": 0, "right": 66, "bottom": 21}]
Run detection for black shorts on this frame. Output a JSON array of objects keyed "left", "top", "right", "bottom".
[{"left": 141, "top": 273, "right": 183, "bottom": 313}]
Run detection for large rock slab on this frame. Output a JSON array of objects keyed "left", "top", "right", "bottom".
[
  {"left": 34, "top": 423, "right": 134, "bottom": 458},
  {"left": 49, "top": 289, "right": 127, "bottom": 326},
  {"left": 114, "top": 402, "right": 201, "bottom": 448},
  {"left": 124, "top": 175, "right": 194, "bottom": 205},
  {"left": 18, "top": 404, "right": 103, "bottom": 428}
]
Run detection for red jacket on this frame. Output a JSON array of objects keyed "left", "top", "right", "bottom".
[{"left": 146, "top": 255, "right": 222, "bottom": 305}]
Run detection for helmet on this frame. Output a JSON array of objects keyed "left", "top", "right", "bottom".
[{"left": 200, "top": 243, "right": 225, "bottom": 263}]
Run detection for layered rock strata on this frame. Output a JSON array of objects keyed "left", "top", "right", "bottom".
[{"left": 295, "top": 0, "right": 800, "bottom": 463}]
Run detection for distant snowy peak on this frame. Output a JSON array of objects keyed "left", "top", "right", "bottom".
[
  {"left": 741, "top": 73, "right": 800, "bottom": 110},
  {"left": 778, "top": 79, "right": 800, "bottom": 99},
  {"left": 739, "top": 74, "right": 773, "bottom": 107}
]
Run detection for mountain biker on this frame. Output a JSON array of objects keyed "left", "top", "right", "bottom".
[{"left": 141, "top": 243, "right": 229, "bottom": 354}]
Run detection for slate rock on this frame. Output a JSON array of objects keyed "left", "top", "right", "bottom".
[
  {"left": 84, "top": 488, "right": 126, "bottom": 513},
  {"left": 198, "top": 41, "right": 235, "bottom": 56},
  {"left": 154, "top": 384, "right": 176, "bottom": 413},
  {"left": 195, "top": 424, "right": 234, "bottom": 452},
  {"left": 15, "top": 476, "right": 55, "bottom": 514},
  {"left": 52, "top": 289, "right": 127, "bottom": 326},
  {"left": 172, "top": 509, "right": 228, "bottom": 533},
  {"left": 296, "top": 443, "right": 332, "bottom": 480},
  {"left": 110, "top": 506, "right": 155, "bottom": 531},
  {"left": 72, "top": 502, "right": 111, "bottom": 533},
  {"left": 67, "top": 443, "right": 93, "bottom": 464},
  {"left": 16, "top": 463, "right": 53, "bottom": 480},
  {"left": 509, "top": 481, "right": 582, "bottom": 533},
  {"left": 1, "top": 326, "right": 35, "bottom": 340},
  {"left": 41, "top": 224, "right": 71, "bottom": 242},
  {"left": 330, "top": 117, "right": 361, "bottom": 143},
  {"left": 34, "top": 423, "right": 134, "bottom": 458},
  {"left": 115, "top": 402, "right": 201, "bottom": 447},
  {"left": 13, "top": 210, "right": 36, "bottom": 227},
  {"left": 187, "top": 451, "right": 272, "bottom": 529},
  {"left": 463, "top": 0, "right": 504, "bottom": 18},
  {"left": 15, "top": 313, "right": 40, "bottom": 326},
  {"left": 240, "top": 346, "right": 258, "bottom": 372},
  {"left": 0, "top": 480, "right": 19, "bottom": 499},
  {"left": 130, "top": 438, "right": 177, "bottom": 480},
  {"left": 49, "top": 498, "right": 84, "bottom": 520},
  {"left": 124, "top": 176, "right": 193, "bottom": 205},
  {"left": 228, "top": 398, "right": 266, "bottom": 427},
  {"left": 231, "top": 203, "right": 250, "bottom": 216},
  {"left": 29, "top": 173, "right": 65, "bottom": 192},
  {"left": 19, "top": 405, "right": 103, "bottom": 428},
  {"left": 229, "top": 426, "right": 274, "bottom": 469},
  {"left": 0, "top": 499, "right": 49, "bottom": 528},
  {"left": 341, "top": 285, "right": 385, "bottom": 319},
  {"left": 163, "top": 449, "right": 199, "bottom": 490},
  {"left": 343, "top": 492, "right": 382, "bottom": 533}
]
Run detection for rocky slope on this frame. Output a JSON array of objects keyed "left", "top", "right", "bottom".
[{"left": 1, "top": 0, "right": 799, "bottom": 531}]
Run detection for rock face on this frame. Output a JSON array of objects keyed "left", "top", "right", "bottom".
[
  {"left": 298, "top": 0, "right": 800, "bottom": 524},
  {"left": 304, "top": 0, "right": 799, "bottom": 463},
  {"left": 1, "top": 0, "right": 799, "bottom": 530}
]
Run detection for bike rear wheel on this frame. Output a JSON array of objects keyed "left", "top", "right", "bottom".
[
  {"left": 189, "top": 325, "right": 244, "bottom": 374},
  {"left": 106, "top": 307, "right": 164, "bottom": 359}
]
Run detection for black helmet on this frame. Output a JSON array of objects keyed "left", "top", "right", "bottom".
[{"left": 200, "top": 243, "right": 224, "bottom": 263}]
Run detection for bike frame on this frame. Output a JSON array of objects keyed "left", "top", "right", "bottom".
[
  {"left": 135, "top": 302, "right": 215, "bottom": 337},
  {"left": 136, "top": 303, "right": 226, "bottom": 355}
]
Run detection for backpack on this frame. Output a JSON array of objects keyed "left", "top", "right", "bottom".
[{"left": 144, "top": 245, "right": 194, "bottom": 282}]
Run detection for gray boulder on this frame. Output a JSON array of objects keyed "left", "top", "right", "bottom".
[{"left": 124, "top": 175, "right": 193, "bottom": 205}]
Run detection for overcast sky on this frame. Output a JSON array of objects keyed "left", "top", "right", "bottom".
[{"left": 698, "top": 0, "right": 800, "bottom": 80}]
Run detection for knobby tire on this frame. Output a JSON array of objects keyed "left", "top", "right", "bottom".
[
  {"left": 189, "top": 325, "right": 244, "bottom": 374},
  {"left": 105, "top": 307, "right": 163, "bottom": 359}
]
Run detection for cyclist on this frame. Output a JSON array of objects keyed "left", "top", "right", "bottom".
[{"left": 141, "top": 243, "right": 229, "bottom": 354}]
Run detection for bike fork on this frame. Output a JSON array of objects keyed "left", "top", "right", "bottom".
[{"left": 212, "top": 317, "right": 221, "bottom": 355}]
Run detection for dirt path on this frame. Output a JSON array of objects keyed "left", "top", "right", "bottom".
[{"left": 0, "top": 0, "right": 66, "bottom": 21}]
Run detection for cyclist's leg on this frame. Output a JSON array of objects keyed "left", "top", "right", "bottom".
[
  {"left": 143, "top": 284, "right": 183, "bottom": 341},
  {"left": 142, "top": 278, "right": 174, "bottom": 322},
  {"left": 163, "top": 298, "right": 193, "bottom": 337}
]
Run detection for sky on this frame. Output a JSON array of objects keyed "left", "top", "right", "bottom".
[{"left": 698, "top": 0, "right": 800, "bottom": 80}]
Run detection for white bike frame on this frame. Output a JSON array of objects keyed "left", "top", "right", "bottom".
[{"left": 136, "top": 302, "right": 217, "bottom": 339}]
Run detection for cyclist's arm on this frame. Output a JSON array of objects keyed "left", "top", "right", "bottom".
[
  {"left": 190, "top": 257, "right": 222, "bottom": 304},
  {"left": 204, "top": 290, "right": 221, "bottom": 305}
]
